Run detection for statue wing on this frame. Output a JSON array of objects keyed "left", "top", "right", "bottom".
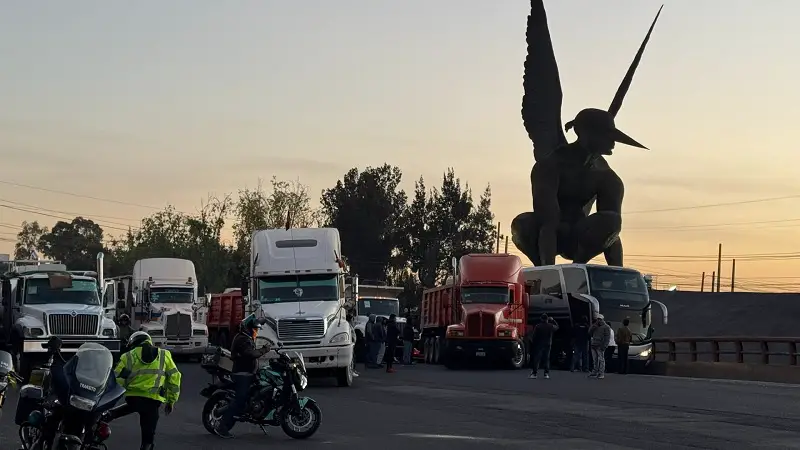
[{"left": 522, "top": 0, "right": 567, "bottom": 163}]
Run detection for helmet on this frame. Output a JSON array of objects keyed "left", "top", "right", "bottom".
[
  {"left": 240, "top": 314, "right": 261, "bottom": 333},
  {"left": 128, "top": 331, "right": 152, "bottom": 348},
  {"left": 118, "top": 314, "right": 131, "bottom": 326}
]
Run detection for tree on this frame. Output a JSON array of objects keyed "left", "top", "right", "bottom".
[
  {"left": 37, "top": 217, "right": 104, "bottom": 269},
  {"left": 398, "top": 177, "right": 440, "bottom": 288},
  {"left": 14, "top": 221, "right": 48, "bottom": 260},
  {"left": 320, "top": 165, "right": 407, "bottom": 282},
  {"left": 232, "top": 177, "right": 320, "bottom": 255}
]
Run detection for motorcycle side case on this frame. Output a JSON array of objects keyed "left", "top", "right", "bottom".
[{"left": 14, "top": 384, "right": 44, "bottom": 426}]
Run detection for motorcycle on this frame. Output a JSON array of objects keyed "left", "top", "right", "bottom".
[
  {"left": 199, "top": 341, "right": 322, "bottom": 439},
  {"left": 15, "top": 338, "right": 124, "bottom": 450},
  {"left": 0, "top": 350, "right": 24, "bottom": 419}
]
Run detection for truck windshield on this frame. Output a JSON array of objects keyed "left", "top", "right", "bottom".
[
  {"left": 24, "top": 278, "right": 100, "bottom": 306},
  {"left": 461, "top": 286, "right": 509, "bottom": 304},
  {"left": 358, "top": 298, "right": 399, "bottom": 317},
  {"left": 150, "top": 287, "right": 193, "bottom": 304},
  {"left": 258, "top": 274, "right": 338, "bottom": 304}
]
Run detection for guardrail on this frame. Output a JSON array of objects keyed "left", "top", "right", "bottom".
[{"left": 653, "top": 337, "right": 800, "bottom": 366}]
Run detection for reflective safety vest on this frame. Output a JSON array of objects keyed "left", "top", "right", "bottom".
[{"left": 114, "top": 346, "right": 181, "bottom": 405}]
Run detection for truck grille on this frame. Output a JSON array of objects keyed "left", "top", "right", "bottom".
[
  {"left": 466, "top": 313, "right": 481, "bottom": 337},
  {"left": 278, "top": 319, "right": 325, "bottom": 340},
  {"left": 165, "top": 313, "right": 192, "bottom": 339},
  {"left": 48, "top": 314, "right": 99, "bottom": 336},
  {"left": 465, "top": 312, "right": 495, "bottom": 338}
]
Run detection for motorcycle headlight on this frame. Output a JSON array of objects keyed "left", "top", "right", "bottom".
[
  {"left": 329, "top": 332, "right": 350, "bottom": 345},
  {"left": 69, "top": 395, "right": 97, "bottom": 411}
]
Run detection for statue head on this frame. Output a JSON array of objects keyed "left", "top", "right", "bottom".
[{"left": 564, "top": 5, "right": 663, "bottom": 156}]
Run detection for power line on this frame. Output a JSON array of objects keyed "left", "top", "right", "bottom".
[
  {"left": 624, "top": 194, "right": 800, "bottom": 215},
  {"left": 0, "top": 199, "right": 139, "bottom": 229},
  {"left": 0, "top": 203, "right": 131, "bottom": 232},
  {"left": 625, "top": 217, "right": 800, "bottom": 231}
]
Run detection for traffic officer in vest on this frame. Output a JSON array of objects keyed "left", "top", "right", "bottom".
[{"left": 107, "top": 331, "right": 182, "bottom": 450}]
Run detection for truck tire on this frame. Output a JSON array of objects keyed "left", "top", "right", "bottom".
[
  {"left": 335, "top": 360, "right": 354, "bottom": 387},
  {"left": 432, "top": 338, "right": 441, "bottom": 365},
  {"left": 508, "top": 339, "right": 526, "bottom": 370},
  {"left": 423, "top": 338, "right": 431, "bottom": 364}
]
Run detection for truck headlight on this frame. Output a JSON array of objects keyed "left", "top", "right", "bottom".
[
  {"left": 329, "top": 332, "right": 350, "bottom": 344},
  {"left": 193, "top": 329, "right": 207, "bottom": 336},
  {"left": 497, "top": 329, "right": 514, "bottom": 338},
  {"left": 447, "top": 329, "right": 464, "bottom": 338},
  {"left": 102, "top": 328, "right": 116, "bottom": 338},
  {"left": 23, "top": 327, "right": 45, "bottom": 338}
]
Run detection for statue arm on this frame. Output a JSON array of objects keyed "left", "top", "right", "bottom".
[
  {"left": 522, "top": 0, "right": 568, "bottom": 162},
  {"left": 532, "top": 160, "right": 561, "bottom": 265}
]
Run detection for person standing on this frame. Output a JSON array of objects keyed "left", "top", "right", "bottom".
[
  {"left": 528, "top": 314, "right": 559, "bottom": 379},
  {"left": 364, "top": 314, "right": 378, "bottom": 368},
  {"left": 109, "top": 331, "right": 182, "bottom": 450},
  {"left": 373, "top": 316, "right": 387, "bottom": 367},
  {"left": 385, "top": 314, "right": 400, "bottom": 373},
  {"left": 616, "top": 318, "right": 633, "bottom": 374},
  {"left": 570, "top": 316, "right": 590, "bottom": 372},
  {"left": 588, "top": 315, "right": 611, "bottom": 379},
  {"left": 402, "top": 319, "right": 416, "bottom": 365},
  {"left": 604, "top": 322, "right": 617, "bottom": 373}
]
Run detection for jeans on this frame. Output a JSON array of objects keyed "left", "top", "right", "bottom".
[
  {"left": 571, "top": 342, "right": 589, "bottom": 371},
  {"left": 617, "top": 344, "right": 630, "bottom": 374},
  {"left": 530, "top": 344, "right": 551, "bottom": 373},
  {"left": 591, "top": 347, "right": 606, "bottom": 375},
  {"left": 220, "top": 373, "right": 253, "bottom": 432},
  {"left": 402, "top": 341, "right": 413, "bottom": 364}
]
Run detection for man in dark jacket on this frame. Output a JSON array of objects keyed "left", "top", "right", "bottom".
[
  {"left": 217, "top": 314, "right": 270, "bottom": 438},
  {"left": 529, "top": 314, "right": 559, "bottom": 379},
  {"left": 570, "top": 316, "right": 590, "bottom": 372},
  {"left": 616, "top": 318, "right": 633, "bottom": 374},
  {"left": 385, "top": 314, "right": 400, "bottom": 373}
]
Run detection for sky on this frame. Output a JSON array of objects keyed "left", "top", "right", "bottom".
[{"left": 2, "top": 0, "right": 800, "bottom": 292}]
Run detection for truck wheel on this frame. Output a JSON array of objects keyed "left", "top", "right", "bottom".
[
  {"left": 508, "top": 339, "right": 526, "bottom": 370},
  {"left": 432, "top": 338, "right": 441, "bottom": 365},
  {"left": 336, "top": 361, "right": 354, "bottom": 387},
  {"left": 423, "top": 338, "right": 431, "bottom": 364}
]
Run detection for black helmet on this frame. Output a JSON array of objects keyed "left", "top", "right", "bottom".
[
  {"left": 128, "top": 331, "right": 152, "bottom": 349},
  {"left": 119, "top": 314, "right": 131, "bottom": 326}
]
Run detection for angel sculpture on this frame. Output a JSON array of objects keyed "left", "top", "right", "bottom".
[{"left": 511, "top": 0, "right": 663, "bottom": 267}]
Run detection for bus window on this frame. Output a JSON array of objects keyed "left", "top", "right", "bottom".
[
  {"left": 562, "top": 268, "right": 589, "bottom": 294},
  {"left": 538, "top": 270, "right": 562, "bottom": 297}
]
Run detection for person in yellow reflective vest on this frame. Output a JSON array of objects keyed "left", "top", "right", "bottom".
[{"left": 104, "top": 331, "right": 181, "bottom": 450}]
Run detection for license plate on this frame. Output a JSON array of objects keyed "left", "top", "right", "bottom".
[{"left": 476, "top": 351, "right": 486, "bottom": 357}]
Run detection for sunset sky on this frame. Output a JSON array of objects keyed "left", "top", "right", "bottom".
[{"left": 2, "top": 0, "right": 799, "bottom": 292}]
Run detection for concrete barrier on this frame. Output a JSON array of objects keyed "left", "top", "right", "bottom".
[{"left": 647, "top": 360, "right": 800, "bottom": 384}]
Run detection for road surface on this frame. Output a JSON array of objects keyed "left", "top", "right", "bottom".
[{"left": 3, "top": 362, "right": 800, "bottom": 449}]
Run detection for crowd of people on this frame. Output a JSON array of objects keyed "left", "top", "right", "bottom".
[
  {"left": 527, "top": 313, "right": 634, "bottom": 380},
  {"left": 360, "top": 313, "right": 416, "bottom": 373}
]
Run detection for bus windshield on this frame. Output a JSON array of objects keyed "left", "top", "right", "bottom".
[
  {"left": 358, "top": 298, "right": 399, "bottom": 317},
  {"left": 258, "top": 274, "right": 338, "bottom": 304},
  {"left": 461, "top": 286, "right": 509, "bottom": 304},
  {"left": 588, "top": 267, "right": 648, "bottom": 294}
]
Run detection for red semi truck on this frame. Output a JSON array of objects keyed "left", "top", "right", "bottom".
[{"left": 420, "top": 253, "right": 528, "bottom": 369}]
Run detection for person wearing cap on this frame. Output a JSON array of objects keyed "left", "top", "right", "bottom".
[
  {"left": 588, "top": 315, "right": 612, "bottom": 379},
  {"left": 528, "top": 313, "right": 559, "bottom": 379}
]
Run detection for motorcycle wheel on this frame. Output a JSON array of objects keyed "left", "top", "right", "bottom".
[
  {"left": 201, "top": 391, "right": 230, "bottom": 435},
  {"left": 280, "top": 400, "right": 322, "bottom": 439}
]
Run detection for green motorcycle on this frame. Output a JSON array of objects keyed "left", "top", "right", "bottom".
[{"left": 200, "top": 343, "right": 321, "bottom": 439}]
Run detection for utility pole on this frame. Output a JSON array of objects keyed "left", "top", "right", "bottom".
[
  {"left": 730, "top": 259, "right": 736, "bottom": 292},
  {"left": 711, "top": 271, "right": 716, "bottom": 292},
  {"left": 495, "top": 222, "right": 501, "bottom": 253},
  {"left": 700, "top": 272, "right": 705, "bottom": 292},
  {"left": 504, "top": 236, "right": 509, "bottom": 254},
  {"left": 716, "top": 243, "right": 722, "bottom": 293}
]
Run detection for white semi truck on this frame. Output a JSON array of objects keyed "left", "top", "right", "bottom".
[
  {"left": 106, "top": 258, "right": 208, "bottom": 357},
  {"left": 345, "top": 283, "right": 407, "bottom": 363},
  {"left": 0, "top": 253, "right": 120, "bottom": 379},
  {"left": 246, "top": 227, "right": 355, "bottom": 387}
]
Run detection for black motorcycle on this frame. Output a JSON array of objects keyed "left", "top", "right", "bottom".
[
  {"left": 199, "top": 342, "right": 322, "bottom": 439},
  {"left": 0, "top": 350, "right": 24, "bottom": 419},
  {"left": 15, "top": 338, "right": 124, "bottom": 450}
]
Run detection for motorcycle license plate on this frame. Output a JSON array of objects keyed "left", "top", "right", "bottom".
[{"left": 476, "top": 351, "right": 486, "bottom": 357}]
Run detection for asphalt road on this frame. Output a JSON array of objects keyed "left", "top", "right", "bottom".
[{"left": 3, "top": 362, "right": 800, "bottom": 450}]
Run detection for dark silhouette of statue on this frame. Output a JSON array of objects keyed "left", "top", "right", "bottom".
[{"left": 511, "top": 0, "right": 663, "bottom": 267}]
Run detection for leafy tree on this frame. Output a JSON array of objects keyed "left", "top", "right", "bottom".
[
  {"left": 14, "top": 221, "right": 48, "bottom": 260},
  {"left": 320, "top": 165, "right": 407, "bottom": 282},
  {"left": 398, "top": 177, "right": 440, "bottom": 288},
  {"left": 232, "top": 177, "right": 319, "bottom": 255},
  {"left": 38, "top": 217, "right": 104, "bottom": 269}
]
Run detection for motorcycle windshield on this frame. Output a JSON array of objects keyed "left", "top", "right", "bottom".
[
  {"left": 0, "top": 350, "right": 13, "bottom": 377},
  {"left": 286, "top": 350, "right": 307, "bottom": 374},
  {"left": 73, "top": 343, "right": 114, "bottom": 392}
]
